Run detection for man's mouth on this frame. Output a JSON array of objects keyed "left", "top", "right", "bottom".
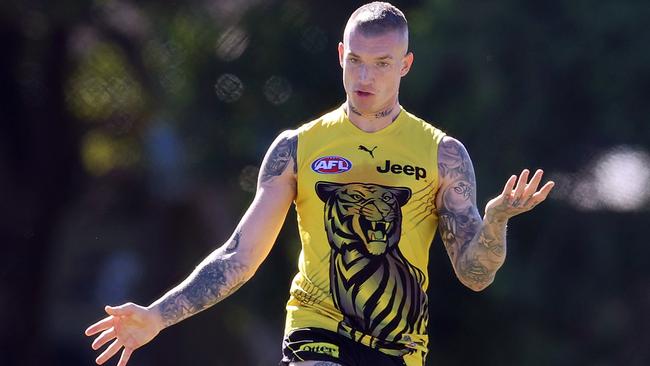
[{"left": 355, "top": 90, "right": 373, "bottom": 97}]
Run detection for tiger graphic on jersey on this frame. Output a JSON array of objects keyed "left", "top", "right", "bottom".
[{"left": 315, "top": 181, "right": 429, "bottom": 348}]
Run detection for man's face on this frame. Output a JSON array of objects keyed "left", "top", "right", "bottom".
[{"left": 338, "top": 26, "right": 413, "bottom": 115}]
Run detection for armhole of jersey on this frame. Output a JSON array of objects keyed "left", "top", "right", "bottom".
[
  {"left": 431, "top": 128, "right": 447, "bottom": 199},
  {"left": 295, "top": 128, "right": 305, "bottom": 202}
]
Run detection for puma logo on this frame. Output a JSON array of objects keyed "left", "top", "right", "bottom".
[{"left": 358, "top": 145, "right": 377, "bottom": 158}]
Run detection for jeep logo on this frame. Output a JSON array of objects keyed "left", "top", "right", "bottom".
[{"left": 377, "top": 160, "right": 426, "bottom": 180}]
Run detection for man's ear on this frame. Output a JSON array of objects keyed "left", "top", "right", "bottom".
[
  {"left": 400, "top": 51, "right": 414, "bottom": 77},
  {"left": 338, "top": 42, "right": 345, "bottom": 68}
]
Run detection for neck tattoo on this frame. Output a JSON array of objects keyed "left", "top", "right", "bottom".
[
  {"left": 348, "top": 104, "right": 398, "bottom": 121},
  {"left": 349, "top": 104, "right": 363, "bottom": 117}
]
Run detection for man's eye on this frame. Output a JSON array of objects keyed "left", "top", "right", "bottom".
[
  {"left": 349, "top": 58, "right": 359, "bottom": 64},
  {"left": 377, "top": 62, "right": 389, "bottom": 67}
]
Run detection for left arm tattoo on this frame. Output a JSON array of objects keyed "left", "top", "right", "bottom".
[{"left": 437, "top": 137, "right": 507, "bottom": 291}]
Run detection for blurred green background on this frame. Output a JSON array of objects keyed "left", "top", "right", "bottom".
[{"left": 1, "top": 0, "right": 648, "bottom": 365}]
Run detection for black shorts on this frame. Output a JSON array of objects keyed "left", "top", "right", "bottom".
[{"left": 280, "top": 328, "right": 406, "bottom": 366}]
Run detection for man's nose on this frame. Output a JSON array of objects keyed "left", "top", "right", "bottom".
[{"left": 358, "top": 64, "right": 372, "bottom": 82}]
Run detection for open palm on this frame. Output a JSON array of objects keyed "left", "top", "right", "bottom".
[
  {"left": 85, "top": 303, "right": 163, "bottom": 366},
  {"left": 485, "top": 169, "right": 555, "bottom": 222}
]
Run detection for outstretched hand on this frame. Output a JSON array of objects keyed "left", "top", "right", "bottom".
[
  {"left": 485, "top": 169, "right": 555, "bottom": 222},
  {"left": 85, "top": 303, "right": 163, "bottom": 366}
]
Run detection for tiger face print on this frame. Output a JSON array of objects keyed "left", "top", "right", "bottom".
[
  {"left": 316, "top": 181, "right": 411, "bottom": 256},
  {"left": 315, "top": 181, "right": 428, "bottom": 348}
]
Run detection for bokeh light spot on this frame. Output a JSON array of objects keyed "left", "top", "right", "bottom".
[
  {"left": 66, "top": 42, "right": 145, "bottom": 121},
  {"left": 215, "top": 73, "right": 244, "bottom": 103},
  {"left": 551, "top": 146, "right": 650, "bottom": 212},
  {"left": 301, "top": 26, "right": 327, "bottom": 54},
  {"left": 81, "top": 131, "right": 140, "bottom": 176},
  {"left": 593, "top": 147, "right": 650, "bottom": 211},
  {"left": 263, "top": 76, "right": 292, "bottom": 105},
  {"left": 216, "top": 27, "right": 249, "bottom": 61},
  {"left": 239, "top": 165, "right": 259, "bottom": 193},
  {"left": 142, "top": 40, "right": 186, "bottom": 69}
]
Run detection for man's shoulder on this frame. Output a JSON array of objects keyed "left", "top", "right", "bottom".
[{"left": 400, "top": 108, "right": 447, "bottom": 142}]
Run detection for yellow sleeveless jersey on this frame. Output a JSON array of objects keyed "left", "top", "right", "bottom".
[{"left": 285, "top": 105, "right": 446, "bottom": 365}]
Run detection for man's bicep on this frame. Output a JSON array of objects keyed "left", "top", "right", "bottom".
[
  {"left": 258, "top": 129, "right": 298, "bottom": 187},
  {"left": 436, "top": 137, "right": 482, "bottom": 261},
  {"left": 230, "top": 130, "right": 298, "bottom": 270}
]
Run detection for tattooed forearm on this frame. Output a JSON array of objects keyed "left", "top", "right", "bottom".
[
  {"left": 260, "top": 132, "right": 297, "bottom": 182},
  {"left": 458, "top": 218, "right": 507, "bottom": 283},
  {"left": 441, "top": 209, "right": 507, "bottom": 290},
  {"left": 439, "top": 206, "right": 481, "bottom": 257},
  {"left": 478, "top": 220, "right": 507, "bottom": 257},
  {"left": 155, "top": 250, "right": 250, "bottom": 327},
  {"left": 438, "top": 193, "right": 504, "bottom": 289},
  {"left": 458, "top": 254, "right": 492, "bottom": 284}
]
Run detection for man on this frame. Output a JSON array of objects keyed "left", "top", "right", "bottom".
[{"left": 85, "top": 2, "right": 554, "bottom": 366}]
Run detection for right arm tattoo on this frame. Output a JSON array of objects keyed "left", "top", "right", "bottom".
[
  {"left": 154, "top": 235, "right": 250, "bottom": 327},
  {"left": 260, "top": 131, "right": 297, "bottom": 183},
  {"left": 225, "top": 231, "right": 241, "bottom": 253}
]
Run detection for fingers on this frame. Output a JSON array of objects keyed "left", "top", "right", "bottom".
[
  {"left": 523, "top": 169, "right": 544, "bottom": 197},
  {"left": 530, "top": 181, "right": 555, "bottom": 204},
  {"left": 86, "top": 316, "right": 114, "bottom": 336},
  {"left": 521, "top": 179, "right": 555, "bottom": 209},
  {"left": 506, "top": 168, "right": 554, "bottom": 209},
  {"left": 512, "top": 169, "right": 530, "bottom": 204},
  {"left": 117, "top": 348, "right": 134, "bottom": 366},
  {"left": 96, "top": 339, "right": 123, "bottom": 365},
  {"left": 88, "top": 303, "right": 142, "bottom": 365},
  {"left": 501, "top": 175, "right": 517, "bottom": 197},
  {"left": 105, "top": 303, "right": 136, "bottom": 316},
  {"left": 92, "top": 327, "right": 116, "bottom": 350}
]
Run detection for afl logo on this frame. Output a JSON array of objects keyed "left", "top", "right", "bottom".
[{"left": 311, "top": 156, "right": 352, "bottom": 174}]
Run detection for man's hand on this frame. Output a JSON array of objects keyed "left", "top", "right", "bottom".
[
  {"left": 85, "top": 303, "right": 164, "bottom": 366},
  {"left": 485, "top": 169, "right": 555, "bottom": 223}
]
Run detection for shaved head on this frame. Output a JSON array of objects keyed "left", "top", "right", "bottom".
[{"left": 343, "top": 2, "right": 409, "bottom": 49}]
